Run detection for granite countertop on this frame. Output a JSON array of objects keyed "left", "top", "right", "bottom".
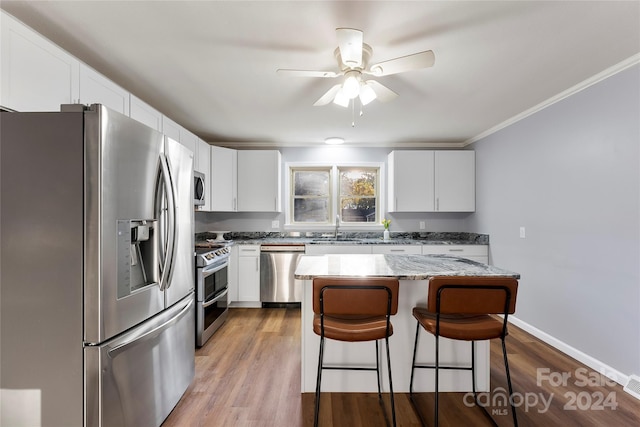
[
  {"left": 196, "top": 231, "right": 489, "bottom": 246},
  {"left": 294, "top": 253, "right": 519, "bottom": 280}
]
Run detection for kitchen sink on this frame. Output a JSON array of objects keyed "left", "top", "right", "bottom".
[{"left": 311, "top": 237, "right": 362, "bottom": 242}]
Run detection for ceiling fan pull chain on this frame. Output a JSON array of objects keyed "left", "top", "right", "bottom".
[{"left": 351, "top": 100, "right": 356, "bottom": 127}]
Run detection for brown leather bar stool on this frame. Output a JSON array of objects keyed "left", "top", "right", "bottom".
[
  {"left": 313, "top": 277, "right": 399, "bottom": 427},
  {"left": 409, "top": 276, "right": 519, "bottom": 426}
]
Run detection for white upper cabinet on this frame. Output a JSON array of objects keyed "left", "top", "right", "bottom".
[
  {"left": 434, "top": 151, "right": 475, "bottom": 212},
  {"left": 161, "top": 115, "right": 182, "bottom": 142},
  {"left": 388, "top": 150, "right": 435, "bottom": 212},
  {"left": 388, "top": 150, "right": 475, "bottom": 212},
  {"left": 196, "top": 139, "right": 211, "bottom": 211},
  {"left": 210, "top": 145, "right": 238, "bottom": 212},
  {"left": 237, "top": 150, "right": 281, "bottom": 212},
  {"left": 129, "top": 95, "right": 162, "bottom": 132},
  {"left": 1, "top": 11, "right": 79, "bottom": 112},
  {"left": 79, "top": 64, "right": 129, "bottom": 115},
  {"left": 179, "top": 129, "right": 199, "bottom": 159}
]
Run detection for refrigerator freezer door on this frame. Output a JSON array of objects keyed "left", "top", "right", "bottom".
[
  {"left": 85, "top": 294, "right": 195, "bottom": 427},
  {"left": 164, "top": 136, "right": 195, "bottom": 308},
  {"left": 84, "top": 105, "right": 165, "bottom": 343}
]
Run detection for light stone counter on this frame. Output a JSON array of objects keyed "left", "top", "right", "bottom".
[
  {"left": 294, "top": 253, "right": 520, "bottom": 280},
  {"left": 294, "top": 254, "right": 520, "bottom": 394}
]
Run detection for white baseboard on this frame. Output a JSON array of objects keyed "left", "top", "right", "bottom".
[{"left": 508, "top": 316, "right": 629, "bottom": 387}]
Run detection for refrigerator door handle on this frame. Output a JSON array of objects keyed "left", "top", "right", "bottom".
[
  {"left": 156, "top": 153, "right": 177, "bottom": 291},
  {"left": 107, "top": 297, "right": 193, "bottom": 358}
]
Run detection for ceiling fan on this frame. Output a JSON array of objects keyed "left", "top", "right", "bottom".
[{"left": 277, "top": 28, "right": 435, "bottom": 107}]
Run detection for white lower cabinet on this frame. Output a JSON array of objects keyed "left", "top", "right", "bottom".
[
  {"left": 371, "top": 245, "right": 422, "bottom": 255},
  {"left": 235, "top": 245, "right": 261, "bottom": 305},
  {"left": 422, "top": 245, "right": 488, "bottom": 264}
]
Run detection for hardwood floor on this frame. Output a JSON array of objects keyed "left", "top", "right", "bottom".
[{"left": 163, "top": 308, "right": 640, "bottom": 426}]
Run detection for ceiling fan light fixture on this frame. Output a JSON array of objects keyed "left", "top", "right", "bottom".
[
  {"left": 333, "top": 89, "right": 350, "bottom": 107},
  {"left": 359, "top": 82, "right": 377, "bottom": 105},
  {"left": 342, "top": 71, "right": 361, "bottom": 99},
  {"left": 324, "top": 137, "right": 344, "bottom": 145}
]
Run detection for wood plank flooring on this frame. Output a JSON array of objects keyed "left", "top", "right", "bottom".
[{"left": 162, "top": 308, "right": 640, "bottom": 426}]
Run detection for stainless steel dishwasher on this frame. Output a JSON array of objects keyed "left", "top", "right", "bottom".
[{"left": 260, "top": 244, "right": 306, "bottom": 306}]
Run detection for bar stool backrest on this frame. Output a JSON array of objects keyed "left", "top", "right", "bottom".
[
  {"left": 427, "top": 276, "right": 518, "bottom": 315},
  {"left": 313, "top": 277, "right": 399, "bottom": 316}
]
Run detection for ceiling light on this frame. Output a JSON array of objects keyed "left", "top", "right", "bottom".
[
  {"left": 332, "top": 88, "right": 350, "bottom": 107},
  {"left": 324, "top": 137, "right": 344, "bottom": 145},
  {"left": 342, "top": 71, "right": 361, "bottom": 99},
  {"left": 359, "top": 82, "right": 377, "bottom": 105}
]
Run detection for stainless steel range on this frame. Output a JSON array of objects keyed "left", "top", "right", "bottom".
[{"left": 195, "top": 243, "right": 231, "bottom": 347}]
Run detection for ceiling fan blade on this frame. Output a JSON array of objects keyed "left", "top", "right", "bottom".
[
  {"left": 336, "top": 28, "right": 363, "bottom": 68},
  {"left": 313, "top": 84, "right": 343, "bottom": 106},
  {"left": 368, "top": 50, "right": 435, "bottom": 76},
  {"left": 365, "top": 80, "right": 398, "bottom": 103},
  {"left": 277, "top": 69, "right": 339, "bottom": 78}
]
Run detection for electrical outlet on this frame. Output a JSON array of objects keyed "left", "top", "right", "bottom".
[
  {"left": 519, "top": 226, "right": 526, "bottom": 238},
  {"left": 419, "top": 221, "right": 426, "bottom": 230},
  {"left": 271, "top": 220, "right": 280, "bottom": 229}
]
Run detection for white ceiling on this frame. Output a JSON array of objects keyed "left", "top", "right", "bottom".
[{"left": 2, "top": 1, "right": 639, "bottom": 148}]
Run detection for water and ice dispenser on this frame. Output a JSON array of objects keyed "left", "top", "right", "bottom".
[{"left": 117, "top": 219, "right": 158, "bottom": 298}]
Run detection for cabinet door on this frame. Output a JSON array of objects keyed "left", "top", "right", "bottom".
[
  {"left": 79, "top": 64, "right": 129, "bottom": 115},
  {"left": 371, "top": 245, "right": 422, "bottom": 254},
  {"left": 196, "top": 139, "right": 211, "bottom": 211},
  {"left": 237, "top": 150, "right": 281, "bottom": 212},
  {"left": 210, "top": 145, "right": 237, "bottom": 211},
  {"left": 162, "top": 116, "right": 182, "bottom": 142},
  {"left": 434, "top": 151, "right": 475, "bottom": 212},
  {"left": 388, "top": 150, "right": 434, "bottom": 212},
  {"left": 237, "top": 246, "right": 261, "bottom": 302},
  {"left": 129, "top": 95, "right": 162, "bottom": 131},
  {"left": 179, "top": 129, "right": 199, "bottom": 159},
  {"left": 1, "top": 11, "right": 79, "bottom": 111}
]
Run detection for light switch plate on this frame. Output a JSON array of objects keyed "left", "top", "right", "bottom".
[
  {"left": 419, "top": 221, "right": 426, "bottom": 230},
  {"left": 271, "top": 220, "right": 280, "bottom": 229},
  {"left": 519, "top": 226, "right": 526, "bottom": 238}
]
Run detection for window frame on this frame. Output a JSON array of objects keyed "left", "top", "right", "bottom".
[{"left": 285, "top": 161, "right": 385, "bottom": 230}]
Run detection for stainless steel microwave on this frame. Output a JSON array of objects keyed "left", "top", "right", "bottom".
[{"left": 194, "top": 171, "right": 205, "bottom": 206}]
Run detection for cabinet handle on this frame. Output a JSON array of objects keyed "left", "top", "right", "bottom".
[
  {"left": 436, "top": 197, "right": 439, "bottom": 211},
  {"left": 448, "top": 248, "right": 464, "bottom": 252},
  {"left": 255, "top": 258, "right": 259, "bottom": 270},
  {"left": 233, "top": 197, "right": 237, "bottom": 211},
  {"left": 390, "top": 249, "right": 405, "bottom": 252},
  {"left": 395, "top": 197, "right": 397, "bottom": 211}
]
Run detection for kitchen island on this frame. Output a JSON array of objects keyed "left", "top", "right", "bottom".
[{"left": 294, "top": 253, "right": 520, "bottom": 393}]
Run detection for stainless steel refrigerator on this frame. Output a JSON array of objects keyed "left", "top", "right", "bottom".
[{"left": 0, "top": 104, "right": 195, "bottom": 427}]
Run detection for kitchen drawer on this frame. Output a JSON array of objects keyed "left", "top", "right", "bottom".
[
  {"left": 371, "top": 245, "right": 422, "bottom": 255},
  {"left": 422, "top": 245, "right": 488, "bottom": 264},
  {"left": 237, "top": 245, "right": 260, "bottom": 256}
]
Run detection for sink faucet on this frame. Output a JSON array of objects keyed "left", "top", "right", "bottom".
[{"left": 334, "top": 214, "right": 340, "bottom": 240}]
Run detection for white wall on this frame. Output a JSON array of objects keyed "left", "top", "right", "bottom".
[
  {"left": 196, "top": 146, "right": 471, "bottom": 233},
  {"left": 467, "top": 64, "right": 640, "bottom": 377}
]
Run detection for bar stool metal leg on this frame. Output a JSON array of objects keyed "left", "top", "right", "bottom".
[
  {"left": 385, "top": 334, "right": 397, "bottom": 427},
  {"left": 314, "top": 336, "right": 325, "bottom": 427}
]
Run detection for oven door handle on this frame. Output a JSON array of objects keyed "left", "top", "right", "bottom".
[
  {"left": 202, "top": 288, "right": 228, "bottom": 308},
  {"left": 201, "top": 260, "right": 229, "bottom": 275}
]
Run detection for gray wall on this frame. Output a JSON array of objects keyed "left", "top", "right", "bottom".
[
  {"left": 196, "top": 146, "right": 471, "bottom": 233},
  {"left": 467, "top": 64, "right": 640, "bottom": 376}
]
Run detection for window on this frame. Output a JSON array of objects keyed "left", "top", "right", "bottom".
[
  {"left": 291, "top": 168, "right": 332, "bottom": 223},
  {"left": 338, "top": 167, "right": 378, "bottom": 223},
  {"left": 289, "top": 164, "right": 380, "bottom": 226}
]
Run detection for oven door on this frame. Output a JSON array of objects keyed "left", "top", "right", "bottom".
[{"left": 196, "top": 260, "right": 229, "bottom": 347}]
